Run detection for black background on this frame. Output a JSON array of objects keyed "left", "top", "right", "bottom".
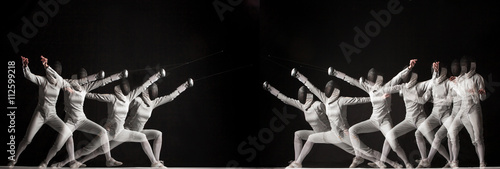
[{"left": 3, "top": 0, "right": 500, "bottom": 167}]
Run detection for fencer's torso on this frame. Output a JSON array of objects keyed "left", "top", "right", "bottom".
[
  {"left": 126, "top": 97, "right": 154, "bottom": 131},
  {"left": 23, "top": 66, "right": 67, "bottom": 117},
  {"left": 63, "top": 76, "right": 117, "bottom": 124},
  {"left": 106, "top": 95, "right": 130, "bottom": 135},
  {"left": 368, "top": 86, "right": 393, "bottom": 122},
  {"left": 305, "top": 101, "right": 330, "bottom": 133},
  {"left": 361, "top": 68, "right": 410, "bottom": 123},
  {"left": 39, "top": 81, "right": 62, "bottom": 108},
  {"left": 64, "top": 89, "right": 88, "bottom": 123},
  {"left": 301, "top": 81, "right": 368, "bottom": 133},
  {"left": 451, "top": 73, "right": 485, "bottom": 116},
  {"left": 277, "top": 94, "right": 330, "bottom": 133},
  {"left": 429, "top": 80, "right": 452, "bottom": 121},
  {"left": 327, "top": 97, "right": 370, "bottom": 133},
  {"left": 125, "top": 90, "right": 182, "bottom": 131},
  {"left": 400, "top": 85, "right": 427, "bottom": 122},
  {"left": 85, "top": 91, "right": 132, "bottom": 136}
]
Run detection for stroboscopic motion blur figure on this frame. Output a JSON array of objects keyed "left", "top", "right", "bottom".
[
  {"left": 262, "top": 82, "right": 330, "bottom": 168},
  {"left": 447, "top": 57, "right": 487, "bottom": 169},
  {"left": 77, "top": 79, "right": 194, "bottom": 167},
  {"left": 329, "top": 59, "right": 416, "bottom": 168},
  {"left": 51, "top": 68, "right": 128, "bottom": 168},
  {"left": 10, "top": 56, "right": 73, "bottom": 168},
  {"left": 72, "top": 69, "right": 167, "bottom": 168},
  {"left": 421, "top": 60, "right": 464, "bottom": 168},
  {"left": 291, "top": 68, "right": 400, "bottom": 168}
]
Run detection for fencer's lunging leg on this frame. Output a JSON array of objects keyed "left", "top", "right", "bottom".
[
  {"left": 348, "top": 120, "right": 379, "bottom": 157},
  {"left": 12, "top": 111, "right": 45, "bottom": 162},
  {"left": 41, "top": 117, "right": 73, "bottom": 166},
  {"left": 112, "top": 129, "right": 159, "bottom": 165},
  {"left": 293, "top": 130, "right": 313, "bottom": 160},
  {"left": 468, "top": 108, "right": 485, "bottom": 165},
  {"left": 142, "top": 129, "right": 163, "bottom": 161}
]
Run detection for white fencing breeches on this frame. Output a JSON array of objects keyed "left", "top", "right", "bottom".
[
  {"left": 349, "top": 118, "right": 393, "bottom": 161},
  {"left": 80, "top": 129, "right": 163, "bottom": 164},
  {"left": 382, "top": 117, "right": 425, "bottom": 164},
  {"left": 448, "top": 104, "right": 484, "bottom": 164},
  {"left": 415, "top": 112, "right": 451, "bottom": 161},
  {"left": 57, "top": 118, "right": 112, "bottom": 166},
  {"left": 16, "top": 108, "right": 73, "bottom": 164}
]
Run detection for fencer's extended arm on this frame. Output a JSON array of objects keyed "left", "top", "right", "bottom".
[
  {"left": 23, "top": 66, "right": 46, "bottom": 85},
  {"left": 263, "top": 81, "right": 303, "bottom": 110},
  {"left": 74, "top": 71, "right": 106, "bottom": 85},
  {"left": 85, "top": 92, "right": 115, "bottom": 103},
  {"left": 385, "top": 66, "right": 411, "bottom": 87},
  {"left": 85, "top": 70, "right": 127, "bottom": 92},
  {"left": 339, "top": 96, "right": 371, "bottom": 106},
  {"left": 154, "top": 78, "right": 194, "bottom": 107},
  {"left": 291, "top": 68, "right": 327, "bottom": 103},
  {"left": 129, "top": 69, "right": 166, "bottom": 100},
  {"left": 328, "top": 67, "right": 369, "bottom": 93},
  {"left": 381, "top": 84, "right": 403, "bottom": 94}
]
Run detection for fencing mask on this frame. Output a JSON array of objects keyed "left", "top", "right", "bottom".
[
  {"left": 460, "top": 56, "right": 470, "bottom": 75},
  {"left": 451, "top": 59, "right": 461, "bottom": 76},
  {"left": 120, "top": 79, "right": 131, "bottom": 96},
  {"left": 78, "top": 68, "right": 88, "bottom": 79},
  {"left": 367, "top": 68, "right": 378, "bottom": 83},
  {"left": 298, "top": 86, "right": 310, "bottom": 104},
  {"left": 148, "top": 83, "right": 158, "bottom": 100},
  {"left": 324, "top": 80, "right": 340, "bottom": 99},
  {"left": 435, "top": 68, "right": 448, "bottom": 84}
]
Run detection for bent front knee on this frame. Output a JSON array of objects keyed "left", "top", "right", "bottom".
[
  {"left": 472, "top": 138, "right": 484, "bottom": 146},
  {"left": 155, "top": 131, "right": 162, "bottom": 139},
  {"left": 415, "top": 131, "right": 423, "bottom": 138},
  {"left": 348, "top": 127, "right": 357, "bottom": 135}
]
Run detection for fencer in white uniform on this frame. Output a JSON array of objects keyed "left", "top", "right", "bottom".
[
  {"left": 77, "top": 79, "right": 194, "bottom": 166},
  {"left": 291, "top": 69, "right": 401, "bottom": 168},
  {"left": 414, "top": 65, "right": 455, "bottom": 168},
  {"left": 9, "top": 56, "right": 73, "bottom": 169},
  {"left": 75, "top": 70, "right": 167, "bottom": 168},
  {"left": 51, "top": 68, "right": 128, "bottom": 168},
  {"left": 447, "top": 57, "right": 487, "bottom": 168},
  {"left": 375, "top": 69, "right": 446, "bottom": 168},
  {"left": 421, "top": 60, "right": 465, "bottom": 168},
  {"left": 262, "top": 82, "right": 331, "bottom": 168},
  {"left": 330, "top": 59, "right": 416, "bottom": 168}
]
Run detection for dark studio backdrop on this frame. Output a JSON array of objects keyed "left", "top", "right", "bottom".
[
  {"left": 2, "top": 0, "right": 259, "bottom": 167},
  {"left": 2, "top": 0, "right": 500, "bottom": 168},
  {"left": 259, "top": 0, "right": 500, "bottom": 168}
]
